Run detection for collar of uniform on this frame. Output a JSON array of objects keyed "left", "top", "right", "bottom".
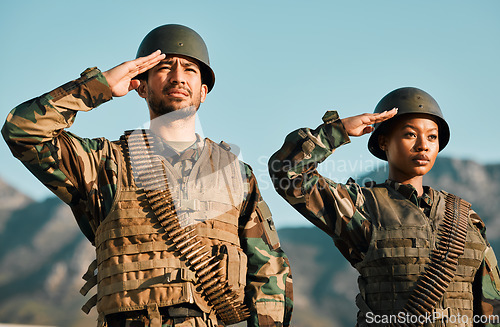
[
  {"left": 146, "top": 132, "right": 205, "bottom": 168},
  {"left": 385, "top": 179, "right": 433, "bottom": 209},
  {"left": 151, "top": 133, "right": 204, "bottom": 154}
]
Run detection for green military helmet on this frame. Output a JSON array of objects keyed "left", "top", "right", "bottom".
[
  {"left": 368, "top": 87, "right": 450, "bottom": 161},
  {"left": 136, "top": 24, "right": 215, "bottom": 92}
]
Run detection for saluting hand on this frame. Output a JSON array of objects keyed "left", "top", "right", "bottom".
[
  {"left": 102, "top": 50, "right": 166, "bottom": 97},
  {"left": 341, "top": 108, "right": 398, "bottom": 137}
]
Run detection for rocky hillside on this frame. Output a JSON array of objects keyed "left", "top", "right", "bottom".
[
  {"left": 0, "top": 191, "right": 95, "bottom": 327},
  {"left": 0, "top": 157, "right": 499, "bottom": 327}
]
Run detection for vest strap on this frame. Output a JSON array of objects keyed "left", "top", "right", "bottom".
[
  {"left": 258, "top": 200, "right": 280, "bottom": 249},
  {"left": 95, "top": 225, "right": 159, "bottom": 247},
  {"left": 80, "top": 274, "right": 97, "bottom": 296},
  {"left": 82, "top": 294, "right": 98, "bottom": 314},
  {"left": 180, "top": 211, "right": 238, "bottom": 226},
  {"left": 433, "top": 307, "right": 451, "bottom": 320},
  {"left": 177, "top": 199, "right": 236, "bottom": 214},
  {"left": 485, "top": 246, "right": 500, "bottom": 292},
  {"left": 227, "top": 245, "right": 240, "bottom": 288},
  {"left": 81, "top": 259, "right": 98, "bottom": 297},
  {"left": 82, "top": 259, "right": 98, "bottom": 281},
  {"left": 98, "top": 258, "right": 184, "bottom": 281},
  {"left": 147, "top": 304, "right": 162, "bottom": 327},
  {"left": 97, "top": 241, "right": 172, "bottom": 263},
  {"left": 196, "top": 225, "right": 240, "bottom": 246},
  {"left": 97, "top": 269, "right": 196, "bottom": 300},
  {"left": 98, "top": 312, "right": 106, "bottom": 327},
  {"left": 103, "top": 207, "right": 153, "bottom": 223},
  {"left": 355, "top": 293, "right": 372, "bottom": 326},
  {"left": 118, "top": 188, "right": 146, "bottom": 201}
]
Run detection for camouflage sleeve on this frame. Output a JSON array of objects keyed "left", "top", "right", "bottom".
[
  {"left": 268, "top": 110, "right": 372, "bottom": 264},
  {"left": 2, "top": 67, "right": 115, "bottom": 240},
  {"left": 239, "top": 163, "right": 293, "bottom": 327},
  {"left": 471, "top": 210, "right": 500, "bottom": 326}
]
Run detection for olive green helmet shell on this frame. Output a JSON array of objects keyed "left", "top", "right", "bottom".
[
  {"left": 368, "top": 87, "right": 450, "bottom": 161},
  {"left": 136, "top": 24, "right": 215, "bottom": 92}
]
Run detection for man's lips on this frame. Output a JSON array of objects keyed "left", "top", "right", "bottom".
[{"left": 166, "top": 88, "right": 189, "bottom": 97}]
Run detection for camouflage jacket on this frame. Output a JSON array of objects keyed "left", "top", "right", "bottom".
[
  {"left": 2, "top": 67, "right": 293, "bottom": 327},
  {"left": 268, "top": 110, "right": 500, "bottom": 326}
]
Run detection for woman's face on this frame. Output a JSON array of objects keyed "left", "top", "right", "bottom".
[{"left": 379, "top": 114, "right": 440, "bottom": 182}]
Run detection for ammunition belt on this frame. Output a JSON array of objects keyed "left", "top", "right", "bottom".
[
  {"left": 392, "top": 193, "right": 470, "bottom": 327},
  {"left": 124, "top": 130, "right": 250, "bottom": 325}
]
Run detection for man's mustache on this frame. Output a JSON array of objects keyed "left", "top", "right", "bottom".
[{"left": 163, "top": 85, "right": 192, "bottom": 96}]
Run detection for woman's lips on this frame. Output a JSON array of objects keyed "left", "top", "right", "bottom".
[{"left": 412, "top": 155, "right": 430, "bottom": 165}]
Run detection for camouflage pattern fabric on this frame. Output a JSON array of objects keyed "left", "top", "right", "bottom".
[
  {"left": 2, "top": 67, "right": 292, "bottom": 327},
  {"left": 268, "top": 110, "right": 500, "bottom": 326}
]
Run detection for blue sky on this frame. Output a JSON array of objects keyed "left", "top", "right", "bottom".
[{"left": 1, "top": 1, "right": 499, "bottom": 227}]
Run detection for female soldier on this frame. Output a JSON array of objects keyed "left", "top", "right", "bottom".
[{"left": 268, "top": 87, "right": 500, "bottom": 326}]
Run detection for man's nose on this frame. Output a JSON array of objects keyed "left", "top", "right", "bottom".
[{"left": 169, "top": 65, "right": 186, "bottom": 84}]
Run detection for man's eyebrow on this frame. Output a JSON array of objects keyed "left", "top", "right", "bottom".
[
  {"left": 158, "top": 59, "right": 174, "bottom": 64},
  {"left": 158, "top": 59, "right": 198, "bottom": 67},
  {"left": 180, "top": 60, "right": 198, "bottom": 67}
]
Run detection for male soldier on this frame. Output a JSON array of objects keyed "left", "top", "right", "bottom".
[
  {"left": 3, "top": 24, "right": 292, "bottom": 327},
  {"left": 268, "top": 87, "right": 500, "bottom": 326}
]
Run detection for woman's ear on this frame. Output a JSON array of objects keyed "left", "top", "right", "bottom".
[{"left": 378, "top": 134, "right": 387, "bottom": 152}]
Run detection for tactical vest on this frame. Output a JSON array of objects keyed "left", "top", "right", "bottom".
[
  {"left": 81, "top": 137, "right": 247, "bottom": 319},
  {"left": 355, "top": 185, "right": 487, "bottom": 327}
]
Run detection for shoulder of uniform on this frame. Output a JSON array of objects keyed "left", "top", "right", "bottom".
[
  {"left": 201, "top": 137, "right": 225, "bottom": 149},
  {"left": 218, "top": 140, "right": 231, "bottom": 151},
  {"left": 241, "top": 161, "right": 253, "bottom": 172},
  {"left": 111, "top": 139, "right": 123, "bottom": 151},
  {"left": 237, "top": 161, "right": 253, "bottom": 180},
  {"left": 212, "top": 139, "right": 243, "bottom": 159},
  {"left": 242, "top": 161, "right": 252, "bottom": 169},
  {"left": 363, "top": 180, "right": 378, "bottom": 188},
  {"left": 359, "top": 180, "right": 390, "bottom": 200},
  {"left": 351, "top": 178, "right": 383, "bottom": 189}
]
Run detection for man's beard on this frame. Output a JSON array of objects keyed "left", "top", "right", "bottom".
[{"left": 147, "top": 87, "right": 200, "bottom": 120}]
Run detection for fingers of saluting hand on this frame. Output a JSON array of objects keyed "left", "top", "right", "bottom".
[
  {"left": 103, "top": 51, "right": 166, "bottom": 97},
  {"left": 370, "top": 108, "right": 398, "bottom": 124},
  {"left": 341, "top": 108, "right": 398, "bottom": 137},
  {"left": 132, "top": 50, "right": 166, "bottom": 76}
]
